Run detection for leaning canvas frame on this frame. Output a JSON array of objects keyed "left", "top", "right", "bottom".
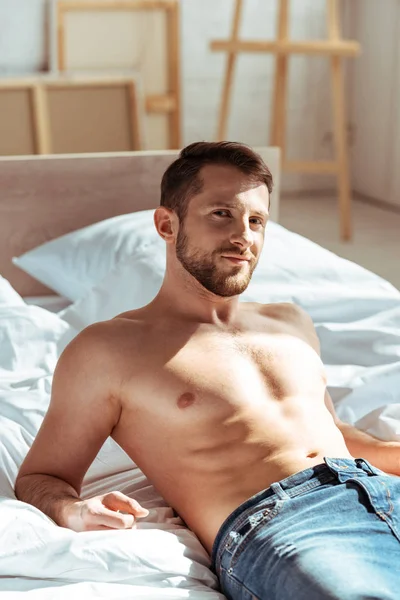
[
  {"left": 0, "top": 82, "right": 39, "bottom": 156},
  {"left": 0, "top": 74, "right": 144, "bottom": 156},
  {"left": 49, "top": 0, "right": 181, "bottom": 150}
]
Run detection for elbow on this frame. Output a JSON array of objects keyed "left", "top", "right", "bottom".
[
  {"left": 14, "top": 474, "right": 25, "bottom": 501},
  {"left": 14, "top": 472, "right": 32, "bottom": 501}
]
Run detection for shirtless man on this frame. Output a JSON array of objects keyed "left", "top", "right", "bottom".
[{"left": 15, "top": 142, "right": 400, "bottom": 600}]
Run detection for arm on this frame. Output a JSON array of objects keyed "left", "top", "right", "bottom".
[
  {"left": 324, "top": 389, "right": 400, "bottom": 476},
  {"left": 15, "top": 323, "right": 148, "bottom": 530},
  {"left": 287, "top": 303, "right": 400, "bottom": 476}
]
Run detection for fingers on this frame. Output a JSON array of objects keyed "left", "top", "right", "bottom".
[
  {"left": 101, "top": 507, "right": 136, "bottom": 529},
  {"left": 85, "top": 523, "right": 132, "bottom": 531},
  {"left": 81, "top": 503, "right": 137, "bottom": 530},
  {"left": 92, "top": 506, "right": 136, "bottom": 529},
  {"left": 102, "top": 491, "right": 150, "bottom": 518},
  {"left": 77, "top": 492, "right": 150, "bottom": 532}
]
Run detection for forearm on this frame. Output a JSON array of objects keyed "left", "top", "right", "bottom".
[
  {"left": 15, "top": 473, "right": 81, "bottom": 527},
  {"left": 338, "top": 422, "right": 400, "bottom": 475}
]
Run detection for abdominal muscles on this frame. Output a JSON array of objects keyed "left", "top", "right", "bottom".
[{"left": 115, "top": 332, "right": 349, "bottom": 519}]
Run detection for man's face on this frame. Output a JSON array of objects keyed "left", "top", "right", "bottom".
[{"left": 175, "top": 164, "right": 269, "bottom": 297}]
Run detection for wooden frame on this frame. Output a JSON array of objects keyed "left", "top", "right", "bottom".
[
  {"left": 0, "top": 83, "right": 39, "bottom": 156},
  {"left": 211, "top": 0, "right": 361, "bottom": 241},
  {"left": 0, "top": 74, "right": 143, "bottom": 155},
  {"left": 51, "top": 0, "right": 181, "bottom": 150}
]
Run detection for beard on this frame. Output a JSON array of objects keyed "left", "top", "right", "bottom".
[{"left": 175, "top": 225, "right": 258, "bottom": 297}]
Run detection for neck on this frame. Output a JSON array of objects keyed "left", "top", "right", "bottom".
[{"left": 151, "top": 261, "right": 242, "bottom": 326}]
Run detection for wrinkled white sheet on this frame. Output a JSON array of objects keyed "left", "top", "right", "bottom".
[
  {"left": 0, "top": 304, "right": 222, "bottom": 598},
  {"left": 24, "top": 295, "right": 71, "bottom": 314},
  {"left": 1, "top": 224, "right": 400, "bottom": 597}
]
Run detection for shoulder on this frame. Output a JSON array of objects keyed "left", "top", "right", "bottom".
[
  {"left": 57, "top": 315, "right": 147, "bottom": 376},
  {"left": 259, "top": 301, "right": 320, "bottom": 352},
  {"left": 54, "top": 318, "right": 148, "bottom": 406},
  {"left": 55, "top": 321, "right": 119, "bottom": 377},
  {"left": 256, "top": 301, "right": 310, "bottom": 322},
  {"left": 64, "top": 319, "right": 125, "bottom": 353},
  {"left": 78, "top": 308, "right": 151, "bottom": 347},
  {"left": 264, "top": 301, "right": 312, "bottom": 323}
]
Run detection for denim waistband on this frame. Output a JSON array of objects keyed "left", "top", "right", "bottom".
[{"left": 210, "top": 457, "right": 379, "bottom": 571}]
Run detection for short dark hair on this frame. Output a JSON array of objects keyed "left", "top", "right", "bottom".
[{"left": 160, "top": 141, "right": 273, "bottom": 221}]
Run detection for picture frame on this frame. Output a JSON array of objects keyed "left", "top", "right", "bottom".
[
  {"left": 0, "top": 81, "right": 38, "bottom": 156},
  {"left": 0, "top": 73, "right": 144, "bottom": 155},
  {"left": 49, "top": 0, "right": 181, "bottom": 150}
]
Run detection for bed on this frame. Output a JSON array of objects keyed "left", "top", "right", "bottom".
[{"left": 0, "top": 149, "right": 400, "bottom": 598}]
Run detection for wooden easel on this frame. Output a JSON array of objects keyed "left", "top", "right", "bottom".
[{"left": 211, "top": 0, "right": 361, "bottom": 241}]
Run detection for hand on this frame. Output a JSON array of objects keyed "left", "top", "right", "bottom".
[{"left": 63, "top": 491, "right": 150, "bottom": 532}]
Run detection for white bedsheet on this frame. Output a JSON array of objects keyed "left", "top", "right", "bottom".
[
  {"left": 0, "top": 304, "right": 222, "bottom": 598},
  {"left": 23, "top": 295, "right": 71, "bottom": 314},
  {"left": 1, "top": 226, "right": 400, "bottom": 597}
]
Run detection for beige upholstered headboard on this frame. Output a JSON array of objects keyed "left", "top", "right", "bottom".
[{"left": 0, "top": 148, "right": 281, "bottom": 296}]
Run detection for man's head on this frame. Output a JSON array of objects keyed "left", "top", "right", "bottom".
[{"left": 155, "top": 141, "right": 273, "bottom": 298}]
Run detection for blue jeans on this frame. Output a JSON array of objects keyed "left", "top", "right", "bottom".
[{"left": 211, "top": 457, "right": 400, "bottom": 600}]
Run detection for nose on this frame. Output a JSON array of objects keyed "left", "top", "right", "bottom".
[{"left": 229, "top": 219, "right": 254, "bottom": 250}]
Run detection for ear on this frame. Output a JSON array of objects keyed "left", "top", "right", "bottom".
[{"left": 154, "top": 206, "right": 179, "bottom": 244}]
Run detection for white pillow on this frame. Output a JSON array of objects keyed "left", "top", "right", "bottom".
[
  {"left": 60, "top": 244, "right": 165, "bottom": 331},
  {"left": 0, "top": 274, "right": 25, "bottom": 307},
  {"left": 14, "top": 205, "right": 398, "bottom": 304},
  {"left": 60, "top": 222, "right": 400, "bottom": 331},
  {"left": 13, "top": 211, "right": 159, "bottom": 302}
]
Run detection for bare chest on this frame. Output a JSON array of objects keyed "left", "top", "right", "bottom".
[{"left": 124, "top": 328, "right": 326, "bottom": 422}]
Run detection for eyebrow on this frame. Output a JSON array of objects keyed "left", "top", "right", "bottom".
[{"left": 207, "top": 202, "right": 269, "bottom": 218}]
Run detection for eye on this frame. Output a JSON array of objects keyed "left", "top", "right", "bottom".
[
  {"left": 213, "top": 210, "right": 230, "bottom": 217},
  {"left": 250, "top": 217, "right": 264, "bottom": 226}
]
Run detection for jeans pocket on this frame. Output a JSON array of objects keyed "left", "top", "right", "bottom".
[{"left": 228, "top": 498, "right": 286, "bottom": 570}]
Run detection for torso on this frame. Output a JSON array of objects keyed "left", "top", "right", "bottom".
[{"left": 107, "top": 302, "right": 352, "bottom": 553}]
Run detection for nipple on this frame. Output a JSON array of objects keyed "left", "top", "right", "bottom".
[{"left": 177, "top": 392, "right": 196, "bottom": 409}]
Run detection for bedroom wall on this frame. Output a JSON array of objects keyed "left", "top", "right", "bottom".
[
  {"left": 345, "top": 0, "right": 400, "bottom": 209},
  {"left": 0, "top": 0, "right": 348, "bottom": 193}
]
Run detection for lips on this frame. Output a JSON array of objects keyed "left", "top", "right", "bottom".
[{"left": 222, "top": 256, "right": 250, "bottom": 264}]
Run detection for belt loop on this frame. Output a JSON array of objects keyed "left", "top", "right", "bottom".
[
  {"left": 269, "top": 482, "right": 290, "bottom": 500},
  {"left": 323, "top": 456, "right": 341, "bottom": 474},
  {"left": 355, "top": 458, "right": 383, "bottom": 476},
  {"left": 323, "top": 456, "right": 349, "bottom": 483},
  {"left": 355, "top": 458, "right": 370, "bottom": 473},
  {"left": 324, "top": 456, "right": 366, "bottom": 483}
]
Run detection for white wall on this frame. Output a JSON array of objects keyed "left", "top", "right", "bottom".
[
  {"left": 346, "top": 0, "right": 400, "bottom": 208},
  {"left": 0, "top": 0, "right": 48, "bottom": 73},
  {"left": 390, "top": 26, "right": 400, "bottom": 208},
  {"left": 0, "top": 0, "right": 347, "bottom": 193},
  {"left": 182, "top": 0, "right": 342, "bottom": 192}
]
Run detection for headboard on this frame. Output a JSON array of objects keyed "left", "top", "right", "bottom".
[{"left": 0, "top": 148, "right": 281, "bottom": 296}]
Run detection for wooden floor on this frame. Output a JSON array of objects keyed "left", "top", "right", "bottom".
[{"left": 279, "top": 193, "right": 400, "bottom": 291}]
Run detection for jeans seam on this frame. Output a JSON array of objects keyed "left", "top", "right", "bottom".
[
  {"left": 228, "top": 501, "right": 285, "bottom": 570},
  {"left": 215, "top": 475, "right": 336, "bottom": 570},
  {"left": 219, "top": 499, "right": 280, "bottom": 552},
  {"left": 347, "top": 477, "right": 400, "bottom": 543},
  {"left": 221, "top": 566, "right": 262, "bottom": 600},
  {"left": 382, "top": 481, "right": 395, "bottom": 516}
]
